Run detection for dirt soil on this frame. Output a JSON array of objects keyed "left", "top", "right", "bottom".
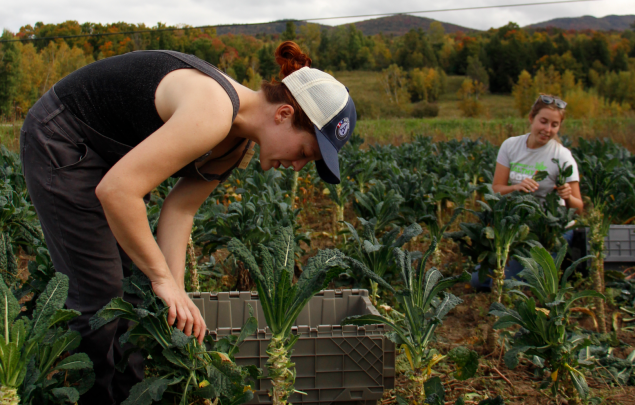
[{"left": 292, "top": 193, "right": 635, "bottom": 405}]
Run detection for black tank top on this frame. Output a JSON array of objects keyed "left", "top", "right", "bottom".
[{"left": 54, "top": 50, "right": 250, "bottom": 182}]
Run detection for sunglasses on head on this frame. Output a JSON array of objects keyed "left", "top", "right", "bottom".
[{"left": 535, "top": 95, "right": 567, "bottom": 109}]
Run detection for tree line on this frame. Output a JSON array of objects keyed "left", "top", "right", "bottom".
[{"left": 0, "top": 19, "right": 634, "bottom": 118}]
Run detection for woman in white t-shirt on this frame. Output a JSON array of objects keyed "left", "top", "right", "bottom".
[
  {"left": 492, "top": 94, "right": 583, "bottom": 213},
  {"left": 472, "top": 95, "right": 583, "bottom": 290}
]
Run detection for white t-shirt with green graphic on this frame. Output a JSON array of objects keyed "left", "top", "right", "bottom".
[{"left": 497, "top": 134, "right": 580, "bottom": 201}]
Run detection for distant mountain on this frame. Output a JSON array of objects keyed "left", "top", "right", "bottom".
[
  {"left": 214, "top": 20, "right": 332, "bottom": 36},
  {"left": 348, "top": 15, "right": 478, "bottom": 36},
  {"left": 525, "top": 14, "right": 635, "bottom": 31},
  {"left": 213, "top": 15, "right": 477, "bottom": 37}
]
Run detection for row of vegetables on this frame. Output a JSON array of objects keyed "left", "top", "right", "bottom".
[{"left": 0, "top": 132, "right": 634, "bottom": 404}]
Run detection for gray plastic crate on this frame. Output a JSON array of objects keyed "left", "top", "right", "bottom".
[
  {"left": 189, "top": 289, "right": 394, "bottom": 405},
  {"left": 583, "top": 225, "right": 635, "bottom": 271}
]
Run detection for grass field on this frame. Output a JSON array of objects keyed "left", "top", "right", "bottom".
[
  {"left": 0, "top": 120, "right": 21, "bottom": 151},
  {"left": 3, "top": 71, "right": 634, "bottom": 153},
  {"left": 333, "top": 70, "right": 635, "bottom": 151},
  {"left": 334, "top": 70, "right": 519, "bottom": 120},
  {"left": 356, "top": 117, "right": 635, "bottom": 149}
]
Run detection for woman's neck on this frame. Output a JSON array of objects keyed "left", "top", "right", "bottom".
[
  {"left": 526, "top": 133, "right": 545, "bottom": 149},
  {"left": 228, "top": 88, "right": 270, "bottom": 144}
]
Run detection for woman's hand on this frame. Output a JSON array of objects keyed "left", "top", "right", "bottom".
[
  {"left": 151, "top": 275, "right": 206, "bottom": 344},
  {"left": 514, "top": 178, "right": 539, "bottom": 193},
  {"left": 555, "top": 183, "right": 572, "bottom": 200}
]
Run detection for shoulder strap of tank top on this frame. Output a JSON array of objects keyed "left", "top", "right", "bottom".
[
  {"left": 196, "top": 140, "right": 253, "bottom": 183},
  {"left": 145, "top": 50, "right": 240, "bottom": 122}
]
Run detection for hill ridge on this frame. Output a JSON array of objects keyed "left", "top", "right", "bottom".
[{"left": 525, "top": 14, "right": 635, "bottom": 31}]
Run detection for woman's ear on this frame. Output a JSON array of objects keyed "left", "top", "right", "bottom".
[{"left": 275, "top": 105, "right": 295, "bottom": 125}]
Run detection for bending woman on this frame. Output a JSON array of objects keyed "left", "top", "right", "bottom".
[{"left": 20, "top": 41, "right": 356, "bottom": 405}]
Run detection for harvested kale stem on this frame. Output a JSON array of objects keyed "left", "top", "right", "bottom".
[
  {"left": 576, "top": 154, "right": 635, "bottom": 333},
  {"left": 228, "top": 227, "right": 356, "bottom": 405}
]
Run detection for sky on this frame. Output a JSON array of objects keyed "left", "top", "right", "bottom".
[{"left": 2, "top": 0, "right": 635, "bottom": 33}]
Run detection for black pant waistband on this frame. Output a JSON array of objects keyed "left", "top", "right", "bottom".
[{"left": 27, "top": 87, "right": 86, "bottom": 145}]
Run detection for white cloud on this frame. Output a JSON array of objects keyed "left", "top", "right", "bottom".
[{"left": 2, "top": 0, "right": 634, "bottom": 33}]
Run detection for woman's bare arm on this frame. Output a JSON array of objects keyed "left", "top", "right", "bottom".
[
  {"left": 156, "top": 177, "right": 219, "bottom": 289},
  {"left": 556, "top": 181, "right": 583, "bottom": 214},
  {"left": 157, "top": 140, "right": 252, "bottom": 287},
  {"left": 492, "top": 163, "right": 539, "bottom": 195},
  {"left": 95, "top": 73, "right": 234, "bottom": 342}
]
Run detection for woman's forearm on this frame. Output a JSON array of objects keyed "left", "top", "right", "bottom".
[
  {"left": 156, "top": 201, "right": 195, "bottom": 290},
  {"left": 155, "top": 177, "right": 218, "bottom": 289},
  {"left": 492, "top": 184, "right": 517, "bottom": 195},
  {"left": 565, "top": 194, "right": 584, "bottom": 214},
  {"left": 98, "top": 190, "right": 173, "bottom": 283}
]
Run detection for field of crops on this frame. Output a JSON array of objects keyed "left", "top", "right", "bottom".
[{"left": 2, "top": 132, "right": 635, "bottom": 405}]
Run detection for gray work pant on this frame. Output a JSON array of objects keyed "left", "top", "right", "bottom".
[{"left": 20, "top": 88, "right": 144, "bottom": 405}]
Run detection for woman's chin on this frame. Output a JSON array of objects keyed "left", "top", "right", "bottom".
[{"left": 261, "top": 160, "right": 280, "bottom": 170}]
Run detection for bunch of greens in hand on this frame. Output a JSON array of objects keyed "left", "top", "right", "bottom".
[
  {"left": 489, "top": 245, "right": 601, "bottom": 405},
  {"left": 553, "top": 158, "right": 573, "bottom": 188},
  {"left": 227, "top": 227, "right": 349, "bottom": 405},
  {"left": 0, "top": 272, "right": 94, "bottom": 405},
  {"left": 90, "top": 269, "right": 258, "bottom": 405},
  {"left": 342, "top": 241, "right": 476, "bottom": 403},
  {"left": 532, "top": 170, "right": 548, "bottom": 182},
  {"left": 531, "top": 192, "right": 577, "bottom": 253}
]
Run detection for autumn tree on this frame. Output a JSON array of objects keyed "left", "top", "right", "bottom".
[
  {"left": 512, "top": 70, "right": 537, "bottom": 116},
  {"left": 281, "top": 21, "right": 296, "bottom": 41},
  {"left": 466, "top": 55, "right": 489, "bottom": 90},
  {"left": 457, "top": 78, "right": 486, "bottom": 117},
  {"left": 409, "top": 67, "right": 446, "bottom": 102},
  {"left": 485, "top": 22, "right": 535, "bottom": 93},
  {"left": 380, "top": 64, "right": 409, "bottom": 106},
  {"left": 15, "top": 43, "right": 44, "bottom": 111},
  {"left": 242, "top": 66, "right": 263, "bottom": 91},
  {"left": 394, "top": 29, "right": 437, "bottom": 70},
  {"left": 0, "top": 31, "right": 21, "bottom": 117},
  {"left": 561, "top": 69, "right": 577, "bottom": 96},
  {"left": 429, "top": 21, "right": 445, "bottom": 46},
  {"left": 533, "top": 65, "right": 562, "bottom": 96}
]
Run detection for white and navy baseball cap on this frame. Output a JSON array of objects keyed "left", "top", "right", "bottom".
[{"left": 282, "top": 67, "right": 356, "bottom": 184}]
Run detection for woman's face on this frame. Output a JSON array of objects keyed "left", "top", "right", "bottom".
[
  {"left": 258, "top": 107, "right": 322, "bottom": 172},
  {"left": 529, "top": 108, "right": 562, "bottom": 146}
]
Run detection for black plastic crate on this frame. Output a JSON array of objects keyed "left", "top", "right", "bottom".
[
  {"left": 581, "top": 225, "right": 635, "bottom": 271},
  {"left": 189, "top": 289, "right": 394, "bottom": 405}
]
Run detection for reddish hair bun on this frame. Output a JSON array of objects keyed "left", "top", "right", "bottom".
[{"left": 275, "top": 41, "right": 312, "bottom": 79}]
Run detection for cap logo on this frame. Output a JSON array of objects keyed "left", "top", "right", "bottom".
[{"left": 335, "top": 117, "right": 350, "bottom": 140}]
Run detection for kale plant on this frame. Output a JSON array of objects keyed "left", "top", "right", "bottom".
[
  {"left": 489, "top": 245, "right": 601, "bottom": 404},
  {"left": 0, "top": 272, "right": 93, "bottom": 405},
  {"left": 0, "top": 178, "right": 44, "bottom": 288},
  {"left": 342, "top": 218, "right": 422, "bottom": 305},
  {"left": 90, "top": 269, "right": 257, "bottom": 405},
  {"left": 342, "top": 241, "right": 476, "bottom": 402},
  {"left": 448, "top": 189, "right": 542, "bottom": 302},
  {"left": 353, "top": 180, "right": 404, "bottom": 232}
]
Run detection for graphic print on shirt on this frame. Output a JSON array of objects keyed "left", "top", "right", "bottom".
[{"left": 509, "top": 161, "right": 547, "bottom": 181}]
